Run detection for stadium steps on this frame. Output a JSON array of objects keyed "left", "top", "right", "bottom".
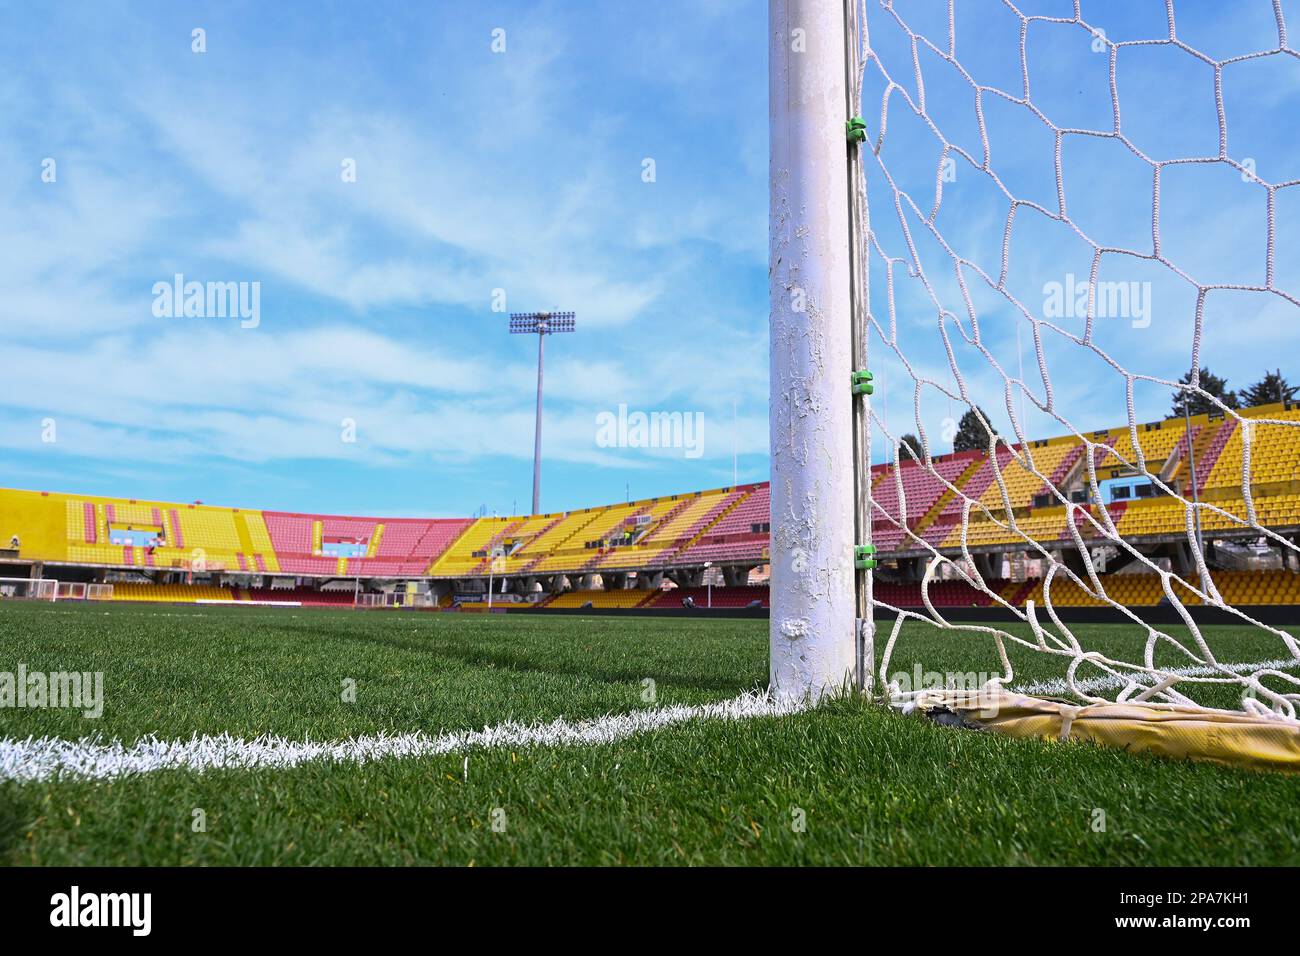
[
  {"left": 1092, "top": 501, "right": 1127, "bottom": 536},
  {"left": 418, "top": 520, "right": 472, "bottom": 574},
  {"left": 426, "top": 518, "right": 492, "bottom": 575},
  {"left": 1167, "top": 424, "right": 1207, "bottom": 484},
  {"left": 470, "top": 520, "right": 525, "bottom": 574},
  {"left": 591, "top": 499, "right": 704, "bottom": 571},
  {"left": 1154, "top": 434, "right": 1186, "bottom": 484},
  {"left": 367, "top": 524, "right": 384, "bottom": 557},
  {"left": 659, "top": 488, "right": 753, "bottom": 565},
  {"left": 1059, "top": 502, "right": 1094, "bottom": 540},
  {"left": 637, "top": 498, "right": 690, "bottom": 541},
  {"left": 576, "top": 545, "right": 616, "bottom": 574},
  {"left": 512, "top": 511, "right": 610, "bottom": 574},
  {"left": 575, "top": 512, "right": 650, "bottom": 572},
  {"left": 516, "top": 514, "right": 565, "bottom": 550},
  {"left": 542, "top": 588, "right": 661, "bottom": 609},
  {"left": 311, "top": 520, "right": 323, "bottom": 554},
  {"left": 999, "top": 580, "right": 1038, "bottom": 607},
  {"left": 234, "top": 513, "right": 257, "bottom": 566},
  {"left": 1193, "top": 417, "right": 1238, "bottom": 483},
  {"left": 913, "top": 457, "right": 985, "bottom": 536},
  {"left": 540, "top": 511, "right": 606, "bottom": 551},
  {"left": 646, "top": 492, "right": 741, "bottom": 567},
  {"left": 627, "top": 496, "right": 722, "bottom": 566},
  {"left": 497, "top": 514, "right": 567, "bottom": 575},
  {"left": 1047, "top": 443, "right": 1087, "bottom": 492}
]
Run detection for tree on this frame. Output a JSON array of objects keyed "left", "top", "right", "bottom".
[
  {"left": 1240, "top": 369, "right": 1297, "bottom": 408},
  {"left": 1171, "top": 367, "right": 1239, "bottom": 417},
  {"left": 897, "top": 433, "right": 922, "bottom": 460},
  {"left": 953, "top": 406, "right": 997, "bottom": 453}
]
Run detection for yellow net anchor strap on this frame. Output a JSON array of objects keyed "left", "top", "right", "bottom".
[{"left": 909, "top": 690, "right": 1300, "bottom": 774}]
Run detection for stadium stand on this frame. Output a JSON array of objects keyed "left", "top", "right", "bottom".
[
  {"left": 872, "top": 578, "right": 1006, "bottom": 609},
  {"left": 110, "top": 583, "right": 234, "bottom": 603},
  {"left": 1008, "top": 570, "right": 1300, "bottom": 608},
  {"left": 90, "top": 574, "right": 1300, "bottom": 611},
  {"left": 243, "top": 587, "right": 356, "bottom": 607},
  {"left": 643, "top": 489, "right": 745, "bottom": 566},
  {"left": 543, "top": 589, "right": 656, "bottom": 609},
  {"left": 0, "top": 402, "right": 1297, "bottom": 611},
  {"left": 673, "top": 486, "right": 769, "bottom": 566},
  {"left": 644, "top": 585, "right": 770, "bottom": 609}
]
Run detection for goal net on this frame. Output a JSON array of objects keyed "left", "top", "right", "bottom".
[
  {"left": 0, "top": 578, "right": 57, "bottom": 601},
  {"left": 356, "top": 590, "right": 433, "bottom": 609},
  {"left": 851, "top": 0, "right": 1300, "bottom": 719}
]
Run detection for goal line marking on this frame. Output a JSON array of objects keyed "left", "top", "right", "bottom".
[
  {"left": 5, "top": 657, "right": 1293, "bottom": 784},
  {"left": 0, "top": 692, "right": 805, "bottom": 785}
]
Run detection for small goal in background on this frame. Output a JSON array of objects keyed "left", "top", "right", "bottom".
[{"left": 0, "top": 578, "right": 57, "bottom": 601}]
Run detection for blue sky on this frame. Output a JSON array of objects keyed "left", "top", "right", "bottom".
[
  {"left": 1, "top": 1, "right": 1296, "bottom": 517},
  {"left": 860, "top": 0, "right": 1300, "bottom": 461}
]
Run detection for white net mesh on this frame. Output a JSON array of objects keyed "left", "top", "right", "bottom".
[{"left": 852, "top": 0, "right": 1300, "bottom": 717}]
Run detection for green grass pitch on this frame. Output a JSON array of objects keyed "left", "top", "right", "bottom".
[{"left": 1, "top": 601, "right": 1297, "bottom": 865}]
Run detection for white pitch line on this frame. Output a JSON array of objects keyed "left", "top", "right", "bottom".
[
  {"left": 1012, "top": 657, "right": 1300, "bottom": 699},
  {"left": 8, "top": 659, "right": 1298, "bottom": 784},
  {"left": 0, "top": 692, "right": 806, "bottom": 785}
]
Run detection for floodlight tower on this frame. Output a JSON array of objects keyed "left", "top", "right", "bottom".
[{"left": 509, "top": 311, "right": 576, "bottom": 514}]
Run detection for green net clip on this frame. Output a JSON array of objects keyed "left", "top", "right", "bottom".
[
  {"left": 854, "top": 545, "right": 877, "bottom": 570},
  {"left": 846, "top": 116, "right": 867, "bottom": 143},
  {"left": 851, "top": 369, "right": 874, "bottom": 395}
]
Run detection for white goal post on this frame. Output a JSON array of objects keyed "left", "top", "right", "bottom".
[
  {"left": 769, "top": 0, "right": 1300, "bottom": 719},
  {"left": 769, "top": 0, "right": 860, "bottom": 701}
]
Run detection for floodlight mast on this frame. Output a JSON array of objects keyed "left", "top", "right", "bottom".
[{"left": 509, "top": 311, "right": 576, "bottom": 514}]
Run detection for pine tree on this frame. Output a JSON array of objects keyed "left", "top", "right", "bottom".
[
  {"left": 1240, "top": 369, "right": 1297, "bottom": 408},
  {"left": 953, "top": 407, "right": 997, "bottom": 453},
  {"left": 1171, "top": 368, "right": 1239, "bottom": 417},
  {"left": 898, "top": 433, "right": 922, "bottom": 460}
]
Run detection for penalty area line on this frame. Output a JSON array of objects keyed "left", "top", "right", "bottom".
[{"left": 0, "top": 693, "right": 807, "bottom": 785}]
